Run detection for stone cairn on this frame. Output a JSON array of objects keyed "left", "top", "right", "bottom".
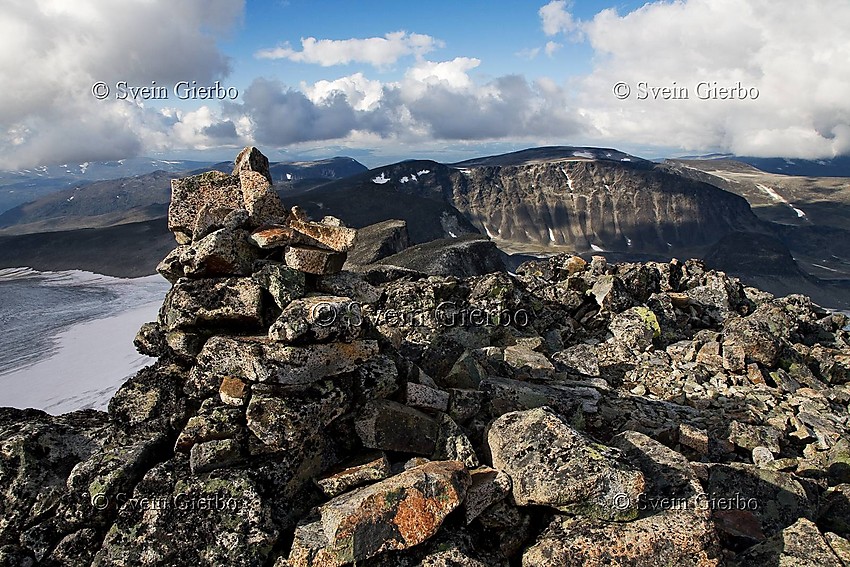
[
  {"left": 134, "top": 146, "right": 506, "bottom": 566},
  {"left": 2, "top": 146, "right": 850, "bottom": 566}
]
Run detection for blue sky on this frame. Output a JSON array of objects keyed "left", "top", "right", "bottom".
[{"left": 1, "top": 0, "right": 848, "bottom": 169}]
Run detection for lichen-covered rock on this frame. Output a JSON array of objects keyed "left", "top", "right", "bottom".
[
  {"left": 609, "top": 306, "right": 661, "bottom": 351},
  {"left": 355, "top": 399, "right": 440, "bottom": 456},
  {"left": 245, "top": 383, "right": 349, "bottom": 453},
  {"left": 192, "top": 336, "right": 379, "bottom": 386},
  {"left": 552, "top": 343, "right": 600, "bottom": 376},
  {"left": 239, "top": 169, "right": 288, "bottom": 226},
  {"left": 591, "top": 275, "right": 633, "bottom": 312},
  {"left": 191, "top": 205, "right": 249, "bottom": 242},
  {"left": 92, "top": 457, "right": 278, "bottom": 566},
  {"left": 818, "top": 484, "right": 850, "bottom": 537},
  {"left": 189, "top": 438, "right": 243, "bottom": 474},
  {"left": 503, "top": 345, "right": 555, "bottom": 380},
  {"left": 174, "top": 400, "right": 242, "bottom": 453},
  {"left": 285, "top": 245, "right": 348, "bottom": 275},
  {"left": 315, "top": 452, "right": 391, "bottom": 498},
  {"left": 316, "top": 270, "right": 382, "bottom": 304},
  {"left": 345, "top": 219, "right": 410, "bottom": 266},
  {"left": 433, "top": 413, "right": 479, "bottom": 468},
  {"left": 405, "top": 382, "right": 450, "bottom": 412},
  {"left": 707, "top": 462, "right": 816, "bottom": 537},
  {"left": 463, "top": 467, "right": 512, "bottom": 524},
  {"left": 134, "top": 321, "right": 167, "bottom": 357},
  {"left": 732, "top": 518, "right": 844, "bottom": 567},
  {"left": 269, "top": 295, "right": 364, "bottom": 344},
  {"left": 182, "top": 228, "right": 258, "bottom": 277},
  {"left": 252, "top": 261, "right": 306, "bottom": 310},
  {"left": 0, "top": 408, "right": 109, "bottom": 554},
  {"left": 487, "top": 407, "right": 645, "bottom": 521},
  {"left": 523, "top": 511, "right": 723, "bottom": 567},
  {"left": 159, "top": 277, "right": 264, "bottom": 332},
  {"left": 286, "top": 460, "right": 471, "bottom": 567},
  {"left": 168, "top": 171, "right": 242, "bottom": 244}
]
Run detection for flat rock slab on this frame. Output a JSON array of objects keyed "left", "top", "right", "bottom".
[
  {"left": 194, "top": 336, "right": 379, "bottom": 385},
  {"left": 523, "top": 512, "right": 723, "bottom": 567},
  {"left": 286, "top": 245, "right": 348, "bottom": 275},
  {"left": 159, "top": 277, "right": 263, "bottom": 332},
  {"left": 315, "top": 452, "right": 391, "bottom": 498},
  {"left": 487, "top": 407, "right": 645, "bottom": 521},
  {"left": 289, "top": 219, "right": 358, "bottom": 252},
  {"left": 287, "top": 460, "right": 471, "bottom": 567},
  {"left": 355, "top": 399, "right": 439, "bottom": 456}
]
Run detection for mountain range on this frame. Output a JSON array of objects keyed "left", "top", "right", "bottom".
[{"left": 1, "top": 146, "right": 849, "bottom": 308}]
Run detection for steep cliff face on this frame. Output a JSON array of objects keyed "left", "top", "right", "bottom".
[
  {"left": 330, "top": 151, "right": 763, "bottom": 255},
  {"left": 447, "top": 159, "right": 762, "bottom": 253}
]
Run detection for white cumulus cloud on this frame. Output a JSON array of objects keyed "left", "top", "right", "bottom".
[
  {"left": 576, "top": 0, "right": 850, "bottom": 158},
  {"left": 255, "top": 31, "right": 444, "bottom": 67},
  {"left": 0, "top": 0, "right": 244, "bottom": 169},
  {"left": 539, "top": 1, "right": 580, "bottom": 38}
]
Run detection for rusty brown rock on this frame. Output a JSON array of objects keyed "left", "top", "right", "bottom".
[
  {"left": 287, "top": 460, "right": 471, "bottom": 567},
  {"left": 219, "top": 376, "right": 247, "bottom": 406},
  {"left": 250, "top": 226, "right": 295, "bottom": 249},
  {"left": 289, "top": 219, "right": 358, "bottom": 252}
]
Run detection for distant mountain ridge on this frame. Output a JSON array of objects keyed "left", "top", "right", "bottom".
[
  {"left": 0, "top": 157, "right": 369, "bottom": 233},
  {"left": 674, "top": 153, "right": 850, "bottom": 177}
]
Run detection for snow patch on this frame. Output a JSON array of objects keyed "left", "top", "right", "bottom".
[
  {"left": 625, "top": 237, "right": 632, "bottom": 246},
  {"left": 79, "top": 162, "right": 89, "bottom": 174},
  {"left": 417, "top": 169, "right": 430, "bottom": 175},
  {"left": 572, "top": 151, "right": 595, "bottom": 159},
  {"left": 548, "top": 228, "right": 556, "bottom": 243},
  {"left": 590, "top": 243, "right": 605, "bottom": 252},
  {"left": 0, "top": 301, "right": 163, "bottom": 414},
  {"left": 371, "top": 173, "right": 390, "bottom": 184},
  {"left": 399, "top": 176, "right": 410, "bottom": 184},
  {"left": 561, "top": 168, "right": 574, "bottom": 191},
  {"left": 793, "top": 207, "right": 807, "bottom": 218},
  {"left": 621, "top": 158, "right": 631, "bottom": 162},
  {"left": 812, "top": 263, "right": 839, "bottom": 272}
]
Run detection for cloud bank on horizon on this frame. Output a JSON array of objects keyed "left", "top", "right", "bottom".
[{"left": 1, "top": 0, "right": 848, "bottom": 169}]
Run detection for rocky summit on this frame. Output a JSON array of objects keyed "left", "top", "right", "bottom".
[{"left": 2, "top": 147, "right": 850, "bottom": 566}]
